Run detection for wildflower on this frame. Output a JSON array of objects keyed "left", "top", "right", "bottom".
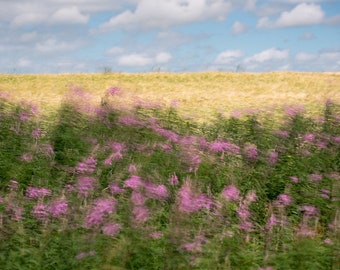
[
  {"left": 76, "top": 156, "right": 97, "bottom": 174},
  {"left": 21, "top": 153, "right": 33, "bottom": 162},
  {"left": 108, "top": 183, "right": 125, "bottom": 194},
  {"left": 299, "top": 205, "right": 318, "bottom": 216},
  {"left": 131, "top": 191, "right": 146, "bottom": 206},
  {"left": 290, "top": 176, "right": 299, "bottom": 183},
  {"left": 128, "top": 164, "right": 137, "bottom": 174},
  {"left": 245, "top": 190, "right": 257, "bottom": 203},
  {"left": 117, "top": 115, "right": 145, "bottom": 126},
  {"left": 244, "top": 143, "right": 258, "bottom": 159},
  {"left": 124, "top": 175, "right": 144, "bottom": 190},
  {"left": 19, "top": 112, "right": 29, "bottom": 122},
  {"left": 168, "top": 173, "right": 179, "bottom": 186},
  {"left": 181, "top": 241, "right": 202, "bottom": 253},
  {"left": 132, "top": 205, "right": 150, "bottom": 223},
  {"left": 323, "top": 238, "right": 333, "bottom": 245},
  {"left": 32, "top": 129, "right": 41, "bottom": 140},
  {"left": 266, "top": 214, "right": 279, "bottom": 228},
  {"left": 8, "top": 179, "right": 19, "bottom": 190},
  {"left": 309, "top": 174, "right": 322, "bottom": 181},
  {"left": 316, "top": 140, "right": 328, "bottom": 149},
  {"left": 149, "top": 231, "right": 163, "bottom": 239},
  {"left": 268, "top": 151, "right": 278, "bottom": 165},
  {"left": 221, "top": 185, "right": 240, "bottom": 202},
  {"left": 275, "top": 194, "right": 292, "bottom": 206},
  {"left": 49, "top": 200, "right": 68, "bottom": 217},
  {"left": 177, "top": 182, "right": 212, "bottom": 213},
  {"left": 107, "top": 87, "right": 120, "bottom": 95},
  {"left": 320, "top": 189, "right": 330, "bottom": 199},
  {"left": 31, "top": 204, "right": 49, "bottom": 221},
  {"left": 274, "top": 130, "right": 289, "bottom": 138},
  {"left": 303, "top": 133, "right": 315, "bottom": 143},
  {"left": 77, "top": 176, "right": 96, "bottom": 197},
  {"left": 236, "top": 207, "right": 251, "bottom": 221},
  {"left": 93, "top": 198, "right": 116, "bottom": 214},
  {"left": 145, "top": 183, "right": 168, "bottom": 201},
  {"left": 333, "top": 136, "right": 340, "bottom": 143},
  {"left": 239, "top": 221, "right": 254, "bottom": 232},
  {"left": 26, "top": 186, "right": 51, "bottom": 199},
  {"left": 284, "top": 104, "right": 304, "bottom": 117},
  {"left": 102, "top": 223, "right": 121, "bottom": 236}
]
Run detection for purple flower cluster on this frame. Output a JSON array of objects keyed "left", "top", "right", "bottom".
[
  {"left": 26, "top": 186, "right": 52, "bottom": 199},
  {"left": 76, "top": 156, "right": 97, "bottom": 174}
]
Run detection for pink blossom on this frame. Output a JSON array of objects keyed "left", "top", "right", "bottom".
[
  {"left": 31, "top": 204, "right": 49, "bottom": 221},
  {"left": 300, "top": 205, "right": 318, "bottom": 216},
  {"left": 221, "top": 185, "right": 240, "bottom": 202},
  {"left": 132, "top": 205, "right": 150, "bottom": 223},
  {"left": 76, "top": 156, "right": 97, "bottom": 174},
  {"left": 177, "top": 183, "right": 212, "bottom": 213},
  {"left": 333, "top": 136, "right": 340, "bottom": 143},
  {"left": 131, "top": 191, "right": 146, "bottom": 206},
  {"left": 26, "top": 186, "right": 51, "bottom": 199},
  {"left": 244, "top": 143, "right": 258, "bottom": 159},
  {"left": 236, "top": 207, "right": 251, "bottom": 221},
  {"left": 323, "top": 238, "right": 333, "bottom": 245},
  {"left": 117, "top": 115, "right": 146, "bottom": 126},
  {"left": 21, "top": 153, "right": 33, "bottom": 162},
  {"left": 108, "top": 183, "right": 125, "bottom": 194},
  {"left": 107, "top": 87, "right": 120, "bottom": 95},
  {"left": 102, "top": 223, "right": 122, "bottom": 236},
  {"left": 128, "top": 164, "right": 137, "bottom": 174},
  {"left": 309, "top": 174, "right": 322, "bottom": 181},
  {"left": 49, "top": 200, "right": 68, "bottom": 217},
  {"left": 145, "top": 183, "right": 168, "bottom": 201},
  {"left": 275, "top": 194, "right": 292, "bottom": 206},
  {"left": 268, "top": 151, "right": 278, "bottom": 165},
  {"left": 32, "top": 129, "right": 41, "bottom": 140},
  {"left": 77, "top": 176, "right": 96, "bottom": 197},
  {"left": 274, "top": 130, "right": 289, "bottom": 138},
  {"left": 266, "top": 214, "right": 279, "bottom": 228},
  {"left": 316, "top": 140, "right": 328, "bottom": 149},
  {"left": 284, "top": 104, "right": 304, "bottom": 117},
  {"left": 8, "top": 179, "right": 19, "bottom": 189},
  {"left": 210, "top": 141, "right": 240, "bottom": 155},
  {"left": 149, "top": 231, "right": 164, "bottom": 239},
  {"left": 290, "top": 176, "right": 299, "bottom": 183},
  {"left": 239, "top": 221, "right": 254, "bottom": 232},
  {"left": 168, "top": 173, "right": 179, "bottom": 186},
  {"left": 245, "top": 190, "right": 257, "bottom": 203},
  {"left": 303, "top": 133, "right": 315, "bottom": 143},
  {"left": 124, "top": 175, "right": 144, "bottom": 190}
]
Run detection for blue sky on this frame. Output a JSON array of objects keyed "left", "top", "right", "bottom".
[{"left": 1, "top": 0, "right": 339, "bottom": 73}]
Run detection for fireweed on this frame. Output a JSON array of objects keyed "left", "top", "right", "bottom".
[{"left": 0, "top": 92, "right": 339, "bottom": 269}]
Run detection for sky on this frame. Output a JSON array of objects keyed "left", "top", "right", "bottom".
[{"left": 1, "top": 0, "right": 340, "bottom": 73}]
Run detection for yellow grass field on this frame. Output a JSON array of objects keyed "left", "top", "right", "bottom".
[{"left": 0, "top": 72, "right": 339, "bottom": 122}]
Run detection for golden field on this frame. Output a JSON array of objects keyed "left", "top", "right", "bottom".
[{"left": 0, "top": 72, "right": 339, "bottom": 121}]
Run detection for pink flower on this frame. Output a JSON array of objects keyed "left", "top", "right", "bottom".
[
  {"left": 31, "top": 204, "right": 49, "bottom": 221},
  {"left": 8, "top": 179, "right": 19, "bottom": 189},
  {"left": 32, "top": 129, "right": 41, "bottom": 140},
  {"left": 26, "top": 186, "right": 51, "bottom": 199},
  {"left": 108, "top": 183, "right": 125, "bottom": 194},
  {"left": 49, "top": 200, "right": 68, "bottom": 217},
  {"left": 76, "top": 156, "right": 97, "bottom": 174},
  {"left": 131, "top": 191, "right": 146, "bottom": 206},
  {"left": 284, "top": 104, "right": 304, "bottom": 117},
  {"left": 145, "top": 183, "right": 168, "bottom": 201},
  {"left": 300, "top": 205, "right": 318, "bottom": 216},
  {"left": 107, "top": 87, "right": 120, "bottom": 95},
  {"left": 236, "top": 207, "right": 251, "bottom": 221},
  {"left": 149, "top": 231, "right": 163, "bottom": 239},
  {"left": 132, "top": 205, "right": 150, "bottom": 223},
  {"left": 245, "top": 190, "right": 257, "bottom": 203},
  {"left": 102, "top": 223, "right": 121, "bottom": 236},
  {"left": 21, "top": 153, "right": 33, "bottom": 162},
  {"left": 275, "top": 194, "right": 292, "bottom": 206},
  {"left": 168, "top": 173, "right": 179, "bottom": 186},
  {"left": 309, "top": 174, "right": 322, "bottom": 181},
  {"left": 124, "top": 175, "right": 144, "bottom": 190},
  {"left": 177, "top": 182, "right": 212, "bottom": 213},
  {"left": 128, "top": 164, "right": 137, "bottom": 174},
  {"left": 239, "top": 221, "right": 254, "bottom": 232},
  {"left": 77, "top": 176, "right": 96, "bottom": 197},
  {"left": 290, "top": 176, "right": 299, "bottom": 183},
  {"left": 274, "top": 130, "right": 289, "bottom": 138},
  {"left": 221, "top": 185, "right": 240, "bottom": 202},
  {"left": 268, "top": 151, "right": 278, "bottom": 165},
  {"left": 303, "top": 133, "right": 315, "bottom": 143},
  {"left": 244, "top": 143, "right": 258, "bottom": 159}
]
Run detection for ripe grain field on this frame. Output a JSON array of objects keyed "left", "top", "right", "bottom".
[{"left": 1, "top": 72, "right": 339, "bottom": 121}]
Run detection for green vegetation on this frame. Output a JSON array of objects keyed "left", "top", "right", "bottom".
[{"left": 0, "top": 84, "right": 339, "bottom": 269}]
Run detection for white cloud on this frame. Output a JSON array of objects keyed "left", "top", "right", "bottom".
[
  {"left": 118, "top": 52, "right": 172, "bottom": 66},
  {"left": 214, "top": 50, "right": 244, "bottom": 64},
  {"left": 36, "top": 38, "right": 81, "bottom": 53},
  {"left": 11, "top": 13, "right": 48, "bottom": 27},
  {"left": 257, "top": 3, "right": 325, "bottom": 28},
  {"left": 245, "top": 48, "right": 289, "bottom": 63},
  {"left": 231, "top": 21, "right": 248, "bottom": 35},
  {"left": 20, "top": 31, "right": 38, "bottom": 42},
  {"left": 155, "top": 52, "right": 172, "bottom": 63},
  {"left": 295, "top": 52, "right": 317, "bottom": 61},
  {"left": 99, "top": 0, "right": 232, "bottom": 31},
  {"left": 50, "top": 6, "right": 89, "bottom": 24},
  {"left": 275, "top": 3, "right": 324, "bottom": 27}
]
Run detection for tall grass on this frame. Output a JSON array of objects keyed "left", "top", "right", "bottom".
[{"left": 0, "top": 84, "right": 339, "bottom": 269}]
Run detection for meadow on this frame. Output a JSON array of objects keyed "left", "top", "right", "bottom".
[{"left": 0, "top": 72, "right": 339, "bottom": 269}]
